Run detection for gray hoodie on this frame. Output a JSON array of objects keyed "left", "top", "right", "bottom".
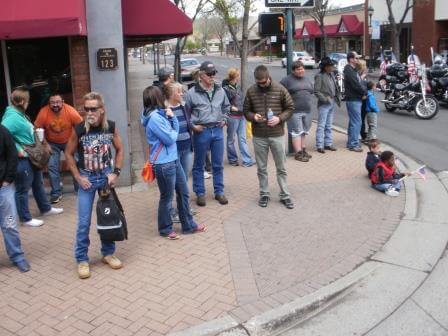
[{"left": 184, "top": 82, "right": 230, "bottom": 126}]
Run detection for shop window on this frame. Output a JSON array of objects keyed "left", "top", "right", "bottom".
[{"left": 6, "top": 37, "right": 72, "bottom": 122}]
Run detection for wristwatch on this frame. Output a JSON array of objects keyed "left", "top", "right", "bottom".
[{"left": 113, "top": 168, "right": 121, "bottom": 176}]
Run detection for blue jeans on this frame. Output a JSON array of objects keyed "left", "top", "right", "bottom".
[
  {"left": 48, "top": 142, "right": 78, "bottom": 198},
  {"left": 192, "top": 126, "right": 225, "bottom": 196},
  {"left": 227, "top": 117, "right": 253, "bottom": 166},
  {"left": 178, "top": 147, "right": 193, "bottom": 182},
  {"left": 316, "top": 102, "right": 335, "bottom": 148},
  {"left": 0, "top": 184, "right": 26, "bottom": 263},
  {"left": 346, "top": 100, "right": 363, "bottom": 148},
  {"left": 372, "top": 181, "right": 402, "bottom": 193},
  {"left": 75, "top": 170, "right": 115, "bottom": 262},
  {"left": 15, "top": 158, "right": 51, "bottom": 222},
  {"left": 154, "top": 160, "right": 198, "bottom": 235}
]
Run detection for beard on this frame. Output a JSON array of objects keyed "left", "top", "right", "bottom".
[
  {"left": 86, "top": 117, "right": 96, "bottom": 125},
  {"left": 50, "top": 106, "right": 62, "bottom": 113}
]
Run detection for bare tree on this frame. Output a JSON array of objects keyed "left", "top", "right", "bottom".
[
  {"left": 173, "top": 0, "right": 210, "bottom": 82},
  {"left": 303, "top": 0, "right": 329, "bottom": 59},
  {"left": 385, "top": 0, "right": 414, "bottom": 62},
  {"left": 208, "top": 16, "right": 229, "bottom": 56},
  {"left": 212, "top": 0, "right": 257, "bottom": 93}
]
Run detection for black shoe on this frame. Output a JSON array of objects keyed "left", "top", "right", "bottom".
[
  {"left": 349, "top": 147, "right": 363, "bottom": 153},
  {"left": 196, "top": 195, "right": 206, "bottom": 207},
  {"left": 229, "top": 161, "right": 239, "bottom": 166},
  {"left": 50, "top": 195, "right": 62, "bottom": 204},
  {"left": 294, "top": 151, "right": 309, "bottom": 162},
  {"left": 258, "top": 196, "right": 270, "bottom": 208},
  {"left": 303, "top": 150, "right": 312, "bottom": 159},
  {"left": 317, "top": 148, "right": 325, "bottom": 154},
  {"left": 13, "top": 260, "right": 30, "bottom": 273},
  {"left": 215, "top": 194, "right": 228, "bottom": 205},
  {"left": 280, "top": 198, "right": 294, "bottom": 209},
  {"left": 324, "top": 145, "right": 337, "bottom": 151}
]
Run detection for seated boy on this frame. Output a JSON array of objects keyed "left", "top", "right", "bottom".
[
  {"left": 365, "top": 139, "right": 381, "bottom": 178},
  {"left": 370, "top": 150, "right": 410, "bottom": 197}
]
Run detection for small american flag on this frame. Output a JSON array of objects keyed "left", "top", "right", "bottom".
[
  {"left": 407, "top": 46, "right": 419, "bottom": 83},
  {"left": 416, "top": 166, "right": 426, "bottom": 180},
  {"left": 380, "top": 50, "right": 387, "bottom": 76}
]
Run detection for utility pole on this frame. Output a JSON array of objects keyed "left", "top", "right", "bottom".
[{"left": 286, "top": 8, "right": 294, "bottom": 75}]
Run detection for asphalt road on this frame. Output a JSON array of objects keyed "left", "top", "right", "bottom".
[{"left": 180, "top": 55, "right": 448, "bottom": 172}]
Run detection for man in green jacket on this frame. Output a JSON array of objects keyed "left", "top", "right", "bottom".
[{"left": 243, "top": 65, "right": 294, "bottom": 209}]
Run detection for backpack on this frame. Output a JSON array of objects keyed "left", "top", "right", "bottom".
[
  {"left": 96, "top": 188, "right": 128, "bottom": 242},
  {"left": 22, "top": 130, "right": 52, "bottom": 169}
]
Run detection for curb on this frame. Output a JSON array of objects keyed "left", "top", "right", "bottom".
[{"left": 168, "top": 126, "right": 448, "bottom": 336}]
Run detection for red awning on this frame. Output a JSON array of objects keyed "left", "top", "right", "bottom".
[
  {"left": 301, "top": 21, "right": 322, "bottom": 38},
  {"left": 122, "top": 0, "right": 192, "bottom": 43},
  {"left": 337, "top": 15, "right": 363, "bottom": 36},
  {"left": 0, "top": 0, "right": 86, "bottom": 40}
]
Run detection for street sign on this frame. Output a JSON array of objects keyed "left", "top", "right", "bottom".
[
  {"left": 259, "top": 13, "right": 285, "bottom": 35},
  {"left": 265, "top": 0, "right": 314, "bottom": 8}
]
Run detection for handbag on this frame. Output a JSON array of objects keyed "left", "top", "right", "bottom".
[
  {"left": 22, "top": 131, "right": 52, "bottom": 169},
  {"left": 141, "top": 144, "right": 163, "bottom": 183},
  {"left": 96, "top": 188, "right": 128, "bottom": 242}
]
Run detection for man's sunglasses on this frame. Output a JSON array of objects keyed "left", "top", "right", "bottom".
[
  {"left": 256, "top": 79, "right": 269, "bottom": 86},
  {"left": 205, "top": 71, "right": 217, "bottom": 77},
  {"left": 84, "top": 106, "right": 100, "bottom": 112}
]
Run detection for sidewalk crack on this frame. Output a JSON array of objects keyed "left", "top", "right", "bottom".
[{"left": 411, "top": 298, "right": 448, "bottom": 332}]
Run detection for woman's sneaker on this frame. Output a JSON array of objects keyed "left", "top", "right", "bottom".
[
  {"left": 22, "top": 218, "right": 44, "bottom": 227},
  {"left": 385, "top": 188, "right": 399, "bottom": 197},
  {"left": 42, "top": 207, "right": 64, "bottom": 216},
  {"left": 204, "top": 171, "right": 211, "bottom": 179}
]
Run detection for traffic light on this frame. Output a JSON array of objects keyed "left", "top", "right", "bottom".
[{"left": 259, "top": 13, "right": 285, "bottom": 36}]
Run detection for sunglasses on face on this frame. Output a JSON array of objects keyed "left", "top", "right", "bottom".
[
  {"left": 84, "top": 106, "right": 100, "bottom": 113},
  {"left": 205, "top": 71, "right": 217, "bottom": 77}
]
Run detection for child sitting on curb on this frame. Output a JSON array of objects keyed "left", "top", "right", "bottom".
[
  {"left": 365, "top": 139, "right": 381, "bottom": 178},
  {"left": 365, "top": 81, "right": 380, "bottom": 141},
  {"left": 371, "top": 150, "right": 410, "bottom": 197}
]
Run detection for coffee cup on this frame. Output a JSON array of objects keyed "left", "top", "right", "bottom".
[{"left": 36, "top": 128, "right": 44, "bottom": 142}]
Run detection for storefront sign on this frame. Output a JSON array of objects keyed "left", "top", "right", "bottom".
[
  {"left": 265, "top": 0, "right": 314, "bottom": 8},
  {"left": 97, "top": 48, "right": 118, "bottom": 70}
]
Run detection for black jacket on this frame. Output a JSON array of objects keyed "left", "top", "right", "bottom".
[
  {"left": 0, "top": 124, "right": 18, "bottom": 187},
  {"left": 343, "top": 64, "right": 367, "bottom": 101},
  {"left": 365, "top": 151, "right": 380, "bottom": 177}
]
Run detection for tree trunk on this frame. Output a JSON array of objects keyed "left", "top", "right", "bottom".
[
  {"left": 174, "top": 38, "right": 182, "bottom": 83},
  {"left": 391, "top": 24, "right": 401, "bottom": 62},
  {"left": 240, "top": 0, "right": 251, "bottom": 95}
]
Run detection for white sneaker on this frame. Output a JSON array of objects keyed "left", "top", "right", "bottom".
[
  {"left": 42, "top": 207, "right": 64, "bottom": 216},
  {"left": 22, "top": 218, "right": 44, "bottom": 227},
  {"left": 385, "top": 188, "right": 399, "bottom": 197},
  {"left": 204, "top": 171, "right": 211, "bottom": 179}
]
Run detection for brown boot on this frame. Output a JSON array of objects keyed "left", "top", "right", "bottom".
[{"left": 294, "top": 151, "right": 309, "bottom": 162}]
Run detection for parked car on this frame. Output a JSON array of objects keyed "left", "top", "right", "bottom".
[
  {"left": 281, "top": 51, "right": 316, "bottom": 69},
  {"left": 328, "top": 52, "right": 347, "bottom": 64},
  {"left": 180, "top": 58, "right": 200, "bottom": 80}
]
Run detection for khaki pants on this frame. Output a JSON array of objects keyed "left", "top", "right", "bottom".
[{"left": 253, "top": 136, "right": 290, "bottom": 200}]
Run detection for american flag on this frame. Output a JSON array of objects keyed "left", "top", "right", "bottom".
[
  {"left": 407, "top": 46, "right": 419, "bottom": 83},
  {"left": 416, "top": 166, "right": 426, "bottom": 180},
  {"left": 380, "top": 49, "right": 387, "bottom": 76}
]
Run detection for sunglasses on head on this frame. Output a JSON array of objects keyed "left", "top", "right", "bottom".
[{"left": 84, "top": 106, "right": 100, "bottom": 112}]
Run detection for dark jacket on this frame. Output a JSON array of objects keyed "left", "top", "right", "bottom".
[
  {"left": 365, "top": 151, "right": 380, "bottom": 177},
  {"left": 243, "top": 80, "right": 294, "bottom": 138},
  {"left": 314, "top": 71, "right": 341, "bottom": 107},
  {"left": 343, "top": 64, "right": 367, "bottom": 101},
  {"left": 222, "top": 79, "right": 244, "bottom": 117},
  {"left": 0, "top": 124, "right": 18, "bottom": 187}
]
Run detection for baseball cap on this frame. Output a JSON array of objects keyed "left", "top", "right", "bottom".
[
  {"left": 199, "top": 61, "right": 217, "bottom": 74},
  {"left": 158, "top": 67, "right": 174, "bottom": 80}
]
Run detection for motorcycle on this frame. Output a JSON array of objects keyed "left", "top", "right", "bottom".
[
  {"left": 379, "top": 63, "right": 439, "bottom": 120},
  {"left": 427, "top": 63, "right": 448, "bottom": 105}
]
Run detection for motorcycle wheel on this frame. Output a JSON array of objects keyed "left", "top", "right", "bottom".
[
  {"left": 414, "top": 96, "right": 439, "bottom": 120},
  {"left": 384, "top": 93, "right": 397, "bottom": 112}
]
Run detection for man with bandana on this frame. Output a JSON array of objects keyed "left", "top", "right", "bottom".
[
  {"left": 65, "top": 92, "right": 124, "bottom": 279},
  {"left": 35, "top": 93, "right": 83, "bottom": 203},
  {"left": 0, "top": 124, "right": 30, "bottom": 272}
]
